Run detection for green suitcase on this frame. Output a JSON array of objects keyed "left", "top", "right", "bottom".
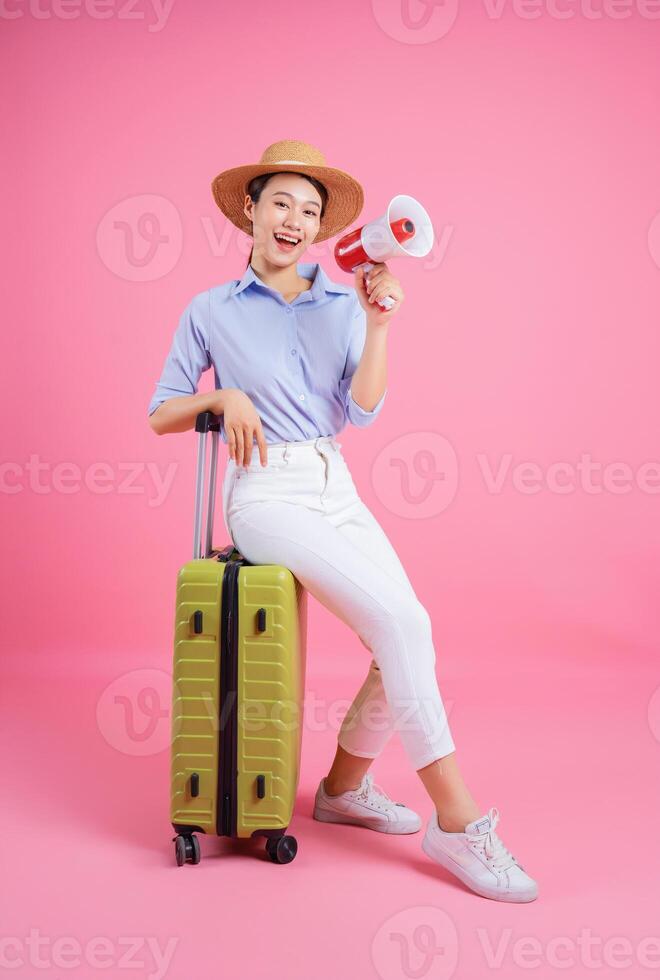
[{"left": 170, "top": 411, "right": 308, "bottom": 866}]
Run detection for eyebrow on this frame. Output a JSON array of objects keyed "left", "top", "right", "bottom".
[{"left": 270, "top": 191, "right": 321, "bottom": 209}]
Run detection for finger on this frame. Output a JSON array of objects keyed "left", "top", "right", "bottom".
[
  {"left": 256, "top": 426, "right": 268, "bottom": 467},
  {"left": 364, "top": 269, "right": 386, "bottom": 292},
  {"left": 355, "top": 267, "right": 368, "bottom": 294},
  {"left": 234, "top": 427, "right": 244, "bottom": 467},
  {"left": 369, "top": 284, "right": 397, "bottom": 304},
  {"left": 248, "top": 427, "right": 258, "bottom": 468},
  {"left": 368, "top": 276, "right": 396, "bottom": 298},
  {"left": 242, "top": 424, "right": 252, "bottom": 467},
  {"left": 233, "top": 432, "right": 243, "bottom": 464},
  {"left": 365, "top": 266, "right": 388, "bottom": 285},
  {"left": 227, "top": 432, "right": 235, "bottom": 463}
]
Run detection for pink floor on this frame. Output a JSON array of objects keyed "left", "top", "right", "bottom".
[{"left": 6, "top": 633, "right": 659, "bottom": 980}]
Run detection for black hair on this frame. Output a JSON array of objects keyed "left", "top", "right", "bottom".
[{"left": 244, "top": 171, "right": 328, "bottom": 269}]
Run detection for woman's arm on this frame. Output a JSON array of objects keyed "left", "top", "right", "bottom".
[
  {"left": 348, "top": 262, "right": 404, "bottom": 413},
  {"left": 150, "top": 389, "right": 269, "bottom": 468},
  {"left": 349, "top": 323, "right": 390, "bottom": 413},
  {"left": 149, "top": 389, "right": 227, "bottom": 435}
]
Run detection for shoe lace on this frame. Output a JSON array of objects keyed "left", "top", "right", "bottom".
[
  {"left": 356, "top": 772, "right": 395, "bottom": 809},
  {"left": 466, "top": 807, "right": 518, "bottom": 872}
]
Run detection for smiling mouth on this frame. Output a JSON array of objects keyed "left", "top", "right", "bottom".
[{"left": 273, "top": 232, "right": 302, "bottom": 251}]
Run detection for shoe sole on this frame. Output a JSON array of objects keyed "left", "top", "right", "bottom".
[
  {"left": 313, "top": 805, "right": 421, "bottom": 835},
  {"left": 421, "top": 833, "right": 538, "bottom": 903}
]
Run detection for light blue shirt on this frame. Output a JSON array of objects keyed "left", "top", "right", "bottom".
[{"left": 147, "top": 261, "right": 387, "bottom": 443}]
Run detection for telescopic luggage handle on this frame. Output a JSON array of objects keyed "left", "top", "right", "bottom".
[{"left": 193, "top": 410, "right": 222, "bottom": 560}]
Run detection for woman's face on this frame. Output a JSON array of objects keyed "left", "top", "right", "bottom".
[{"left": 243, "top": 172, "right": 323, "bottom": 267}]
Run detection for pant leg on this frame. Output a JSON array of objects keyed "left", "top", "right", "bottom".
[
  {"left": 227, "top": 496, "right": 456, "bottom": 771},
  {"left": 331, "top": 496, "right": 419, "bottom": 760},
  {"left": 222, "top": 444, "right": 404, "bottom": 758},
  {"left": 310, "top": 443, "right": 451, "bottom": 762}
]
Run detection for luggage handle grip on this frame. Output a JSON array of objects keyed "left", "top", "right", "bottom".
[
  {"left": 193, "top": 411, "right": 222, "bottom": 560},
  {"left": 195, "top": 411, "right": 221, "bottom": 435}
]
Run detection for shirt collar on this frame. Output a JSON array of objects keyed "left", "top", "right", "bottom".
[{"left": 230, "top": 262, "right": 351, "bottom": 301}]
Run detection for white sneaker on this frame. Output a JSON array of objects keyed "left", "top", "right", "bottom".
[
  {"left": 313, "top": 772, "right": 422, "bottom": 834},
  {"left": 422, "top": 806, "right": 539, "bottom": 902}
]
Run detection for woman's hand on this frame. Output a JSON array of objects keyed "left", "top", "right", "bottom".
[
  {"left": 354, "top": 263, "right": 405, "bottom": 326},
  {"left": 214, "top": 389, "right": 268, "bottom": 468}
]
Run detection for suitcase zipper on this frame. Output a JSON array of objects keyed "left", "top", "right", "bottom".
[{"left": 218, "top": 559, "right": 240, "bottom": 837}]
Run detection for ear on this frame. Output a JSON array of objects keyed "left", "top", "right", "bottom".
[{"left": 242, "top": 194, "right": 253, "bottom": 223}]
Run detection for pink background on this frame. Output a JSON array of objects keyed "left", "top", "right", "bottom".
[{"left": 3, "top": 2, "right": 660, "bottom": 978}]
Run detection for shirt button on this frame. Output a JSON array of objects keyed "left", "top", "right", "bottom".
[
  {"left": 286, "top": 308, "right": 294, "bottom": 314},
  {"left": 291, "top": 348, "right": 297, "bottom": 355},
  {"left": 299, "top": 394, "right": 305, "bottom": 401}
]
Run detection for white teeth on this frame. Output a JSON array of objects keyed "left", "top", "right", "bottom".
[{"left": 275, "top": 233, "right": 300, "bottom": 244}]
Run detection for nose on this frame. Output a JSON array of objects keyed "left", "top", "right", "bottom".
[{"left": 284, "top": 211, "right": 302, "bottom": 231}]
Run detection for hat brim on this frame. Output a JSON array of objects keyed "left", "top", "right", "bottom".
[{"left": 211, "top": 162, "right": 364, "bottom": 244}]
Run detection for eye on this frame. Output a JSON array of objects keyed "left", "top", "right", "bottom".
[{"left": 275, "top": 200, "right": 318, "bottom": 217}]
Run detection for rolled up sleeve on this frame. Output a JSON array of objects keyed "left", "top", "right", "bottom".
[
  {"left": 338, "top": 298, "right": 387, "bottom": 427},
  {"left": 147, "top": 292, "right": 212, "bottom": 417}
]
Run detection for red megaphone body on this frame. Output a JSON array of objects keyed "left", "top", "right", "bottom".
[{"left": 334, "top": 194, "right": 434, "bottom": 310}]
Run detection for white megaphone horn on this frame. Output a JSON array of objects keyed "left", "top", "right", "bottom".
[{"left": 334, "top": 194, "right": 434, "bottom": 310}]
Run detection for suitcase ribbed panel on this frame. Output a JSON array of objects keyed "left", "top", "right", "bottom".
[
  {"left": 170, "top": 560, "right": 224, "bottom": 833},
  {"left": 170, "top": 553, "right": 308, "bottom": 841},
  {"left": 235, "top": 566, "right": 308, "bottom": 837}
]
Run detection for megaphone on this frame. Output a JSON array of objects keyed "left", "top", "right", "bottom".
[{"left": 334, "top": 194, "right": 434, "bottom": 311}]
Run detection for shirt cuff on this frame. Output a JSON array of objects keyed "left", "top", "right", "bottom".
[{"left": 347, "top": 385, "right": 387, "bottom": 425}]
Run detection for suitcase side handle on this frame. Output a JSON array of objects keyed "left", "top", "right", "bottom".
[{"left": 193, "top": 411, "right": 221, "bottom": 559}]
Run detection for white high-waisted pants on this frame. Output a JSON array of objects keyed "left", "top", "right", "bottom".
[{"left": 221, "top": 435, "right": 455, "bottom": 770}]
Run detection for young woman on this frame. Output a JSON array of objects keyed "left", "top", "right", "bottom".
[{"left": 148, "top": 140, "right": 538, "bottom": 903}]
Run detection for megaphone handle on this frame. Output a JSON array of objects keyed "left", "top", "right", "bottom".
[{"left": 362, "top": 262, "right": 396, "bottom": 311}]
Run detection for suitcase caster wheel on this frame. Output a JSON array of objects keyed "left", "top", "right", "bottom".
[
  {"left": 265, "top": 835, "right": 297, "bottom": 864},
  {"left": 173, "top": 834, "right": 200, "bottom": 866}
]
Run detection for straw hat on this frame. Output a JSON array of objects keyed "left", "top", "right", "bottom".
[{"left": 211, "top": 139, "right": 364, "bottom": 244}]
